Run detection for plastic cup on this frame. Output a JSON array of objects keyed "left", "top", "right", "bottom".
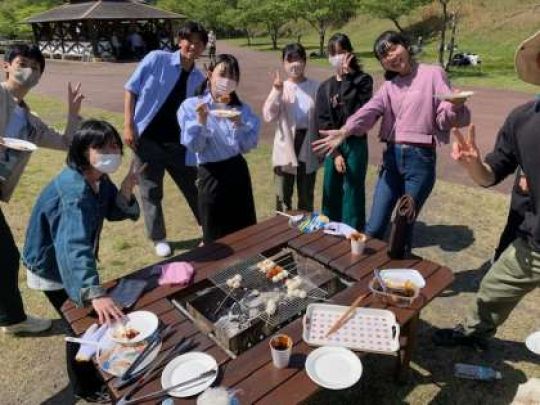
[
  {"left": 269, "top": 334, "right": 292, "bottom": 369},
  {"left": 349, "top": 232, "right": 367, "bottom": 255}
]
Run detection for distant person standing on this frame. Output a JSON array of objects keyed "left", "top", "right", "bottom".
[
  {"left": 128, "top": 29, "right": 145, "bottom": 60},
  {"left": 208, "top": 30, "right": 217, "bottom": 64},
  {"left": 124, "top": 21, "right": 208, "bottom": 257}
]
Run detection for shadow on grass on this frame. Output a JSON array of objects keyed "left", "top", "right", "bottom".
[
  {"left": 40, "top": 384, "right": 75, "bottom": 405},
  {"left": 307, "top": 318, "right": 536, "bottom": 404},
  {"left": 440, "top": 259, "right": 492, "bottom": 297},
  {"left": 169, "top": 237, "right": 202, "bottom": 252},
  {"left": 413, "top": 221, "right": 475, "bottom": 252}
]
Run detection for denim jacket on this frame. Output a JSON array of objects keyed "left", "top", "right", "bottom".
[{"left": 22, "top": 167, "right": 140, "bottom": 307}]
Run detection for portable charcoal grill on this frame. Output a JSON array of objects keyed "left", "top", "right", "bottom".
[{"left": 177, "top": 247, "right": 347, "bottom": 355}]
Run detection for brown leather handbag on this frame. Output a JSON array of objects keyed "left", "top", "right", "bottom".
[{"left": 387, "top": 194, "right": 416, "bottom": 259}]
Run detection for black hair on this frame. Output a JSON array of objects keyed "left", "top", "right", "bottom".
[
  {"left": 178, "top": 21, "right": 209, "bottom": 46},
  {"left": 4, "top": 44, "right": 46, "bottom": 74},
  {"left": 196, "top": 53, "right": 242, "bottom": 107},
  {"left": 327, "top": 33, "right": 362, "bottom": 73},
  {"left": 373, "top": 30, "right": 413, "bottom": 80},
  {"left": 282, "top": 43, "right": 306, "bottom": 62},
  {"left": 67, "top": 120, "right": 123, "bottom": 172}
]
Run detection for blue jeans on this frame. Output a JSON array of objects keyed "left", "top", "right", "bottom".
[{"left": 366, "top": 144, "right": 436, "bottom": 250}]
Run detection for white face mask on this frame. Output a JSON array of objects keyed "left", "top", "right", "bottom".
[
  {"left": 92, "top": 153, "right": 122, "bottom": 174},
  {"left": 214, "top": 77, "right": 237, "bottom": 96},
  {"left": 328, "top": 54, "right": 345, "bottom": 70},
  {"left": 285, "top": 61, "right": 305, "bottom": 78},
  {"left": 12, "top": 67, "right": 41, "bottom": 89}
]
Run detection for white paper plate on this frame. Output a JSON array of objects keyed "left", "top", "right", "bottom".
[
  {"left": 210, "top": 108, "right": 241, "bottom": 118},
  {"left": 97, "top": 336, "right": 162, "bottom": 377},
  {"left": 0, "top": 137, "right": 37, "bottom": 152},
  {"left": 380, "top": 268, "right": 426, "bottom": 288},
  {"left": 305, "top": 346, "right": 362, "bottom": 390},
  {"left": 525, "top": 331, "right": 540, "bottom": 355},
  {"left": 434, "top": 91, "right": 474, "bottom": 101},
  {"left": 108, "top": 311, "right": 159, "bottom": 344},
  {"left": 161, "top": 352, "right": 218, "bottom": 397}
]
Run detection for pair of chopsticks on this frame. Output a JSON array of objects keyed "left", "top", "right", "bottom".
[
  {"left": 120, "top": 324, "right": 171, "bottom": 381},
  {"left": 325, "top": 292, "right": 369, "bottom": 337},
  {"left": 115, "top": 336, "right": 196, "bottom": 400}
]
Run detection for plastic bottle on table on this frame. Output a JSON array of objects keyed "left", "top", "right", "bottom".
[{"left": 454, "top": 363, "right": 502, "bottom": 381}]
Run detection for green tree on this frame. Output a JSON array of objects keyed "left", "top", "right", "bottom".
[
  {"left": 222, "top": 0, "right": 262, "bottom": 46},
  {"left": 0, "top": 0, "right": 63, "bottom": 39},
  {"left": 294, "top": 0, "right": 357, "bottom": 56},
  {"left": 252, "top": 0, "right": 294, "bottom": 50},
  {"left": 157, "top": 0, "right": 233, "bottom": 30},
  {"left": 359, "top": 0, "right": 431, "bottom": 33}
]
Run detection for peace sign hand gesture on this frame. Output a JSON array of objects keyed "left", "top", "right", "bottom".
[
  {"left": 272, "top": 70, "right": 283, "bottom": 91},
  {"left": 68, "top": 81, "right": 84, "bottom": 117},
  {"left": 451, "top": 124, "right": 480, "bottom": 167}
]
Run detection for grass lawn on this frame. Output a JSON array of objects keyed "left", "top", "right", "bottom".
[{"left": 1, "top": 93, "right": 539, "bottom": 404}]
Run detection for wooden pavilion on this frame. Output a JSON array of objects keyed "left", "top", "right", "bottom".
[{"left": 25, "top": 0, "right": 186, "bottom": 61}]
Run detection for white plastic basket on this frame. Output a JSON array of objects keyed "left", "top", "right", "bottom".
[{"left": 302, "top": 303, "right": 400, "bottom": 354}]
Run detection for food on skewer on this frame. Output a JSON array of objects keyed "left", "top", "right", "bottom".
[
  {"left": 265, "top": 299, "right": 277, "bottom": 316},
  {"left": 226, "top": 274, "right": 243, "bottom": 289}
]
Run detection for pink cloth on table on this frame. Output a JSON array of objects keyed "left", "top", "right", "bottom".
[{"left": 158, "top": 262, "right": 194, "bottom": 286}]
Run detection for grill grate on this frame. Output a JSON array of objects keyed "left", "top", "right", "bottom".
[{"left": 208, "top": 250, "right": 330, "bottom": 327}]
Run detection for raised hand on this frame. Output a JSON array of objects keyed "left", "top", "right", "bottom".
[
  {"left": 312, "top": 128, "right": 348, "bottom": 156},
  {"left": 341, "top": 53, "right": 354, "bottom": 75},
  {"left": 451, "top": 124, "right": 480, "bottom": 166},
  {"left": 196, "top": 102, "right": 209, "bottom": 125},
  {"left": 67, "top": 81, "right": 84, "bottom": 117},
  {"left": 272, "top": 69, "right": 283, "bottom": 90},
  {"left": 120, "top": 160, "right": 145, "bottom": 200}
]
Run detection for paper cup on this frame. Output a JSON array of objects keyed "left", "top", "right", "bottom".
[
  {"left": 269, "top": 334, "right": 292, "bottom": 369},
  {"left": 349, "top": 232, "right": 366, "bottom": 255}
]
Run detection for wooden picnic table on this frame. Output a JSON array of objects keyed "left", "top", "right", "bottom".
[{"left": 60, "top": 215, "right": 454, "bottom": 404}]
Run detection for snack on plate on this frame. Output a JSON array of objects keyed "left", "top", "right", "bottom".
[
  {"left": 217, "top": 94, "right": 231, "bottom": 104},
  {"left": 384, "top": 279, "right": 417, "bottom": 295},
  {"left": 211, "top": 109, "right": 241, "bottom": 118},
  {"left": 112, "top": 326, "right": 140, "bottom": 341}
]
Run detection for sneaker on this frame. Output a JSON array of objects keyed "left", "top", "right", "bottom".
[
  {"left": 1, "top": 315, "right": 52, "bottom": 334},
  {"left": 154, "top": 240, "right": 171, "bottom": 257},
  {"left": 432, "top": 325, "right": 489, "bottom": 351}
]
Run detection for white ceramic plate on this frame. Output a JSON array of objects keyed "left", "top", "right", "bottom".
[
  {"left": 434, "top": 91, "right": 474, "bottom": 101},
  {"left": 108, "top": 311, "right": 159, "bottom": 344},
  {"left": 161, "top": 352, "right": 218, "bottom": 398},
  {"left": 0, "top": 137, "right": 37, "bottom": 152},
  {"left": 210, "top": 108, "right": 241, "bottom": 118},
  {"left": 97, "top": 336, "right": 162, "bottom": 377},
  {"left": 305, "top": 346, "right": 362, "bottom": 390},
  {"left": 525, "top": 331, "right": 540, "bottom": 355},
  {"left": 380, "top": 268, "right": 426, "bottom": 289}
]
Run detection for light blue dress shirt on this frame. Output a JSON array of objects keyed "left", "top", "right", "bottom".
[
  {"left": 124, "top": 50, "right": 205, "bottom": 137},
  {"left": 178, "top": 92, "right": 261, "bottom": 166}
]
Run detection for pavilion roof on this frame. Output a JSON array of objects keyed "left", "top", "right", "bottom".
[{"left": 26, "top": 0, "right": 185, "bottom": 23}]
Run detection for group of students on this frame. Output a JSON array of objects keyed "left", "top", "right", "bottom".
[{"left": 1, "top": 18, "right": 539, "bottom": 402}]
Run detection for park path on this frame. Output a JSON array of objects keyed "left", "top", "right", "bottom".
[{"left": 33, "top": 41, "right": 533, "bottom": 193}]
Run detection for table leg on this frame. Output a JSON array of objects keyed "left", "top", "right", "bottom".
[{"left": 395, "top": 313, "right": 419, "bottom": 382}]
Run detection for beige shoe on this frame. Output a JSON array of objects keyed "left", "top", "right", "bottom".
[{"left": 1, "top": 315, "right": 52, "bottom": 334}]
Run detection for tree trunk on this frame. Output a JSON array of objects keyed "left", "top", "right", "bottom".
[
  {"left": 318, "top": 21, "right": 326, "bottom": 56},
  {"left": 269, "top": 24, "right": 278, "bottom": 50},
  {"left": 445, "top": 11, "right": 458, "bottom": 71},
  {"left": 245, "top": 28, "right": 251, "bottom": 46},
  {"left": 438, "top": 0, "right": 449, "bottom": 68},
  {"left": 390, "top": 17, "right": 404, "bottom": 33}
]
